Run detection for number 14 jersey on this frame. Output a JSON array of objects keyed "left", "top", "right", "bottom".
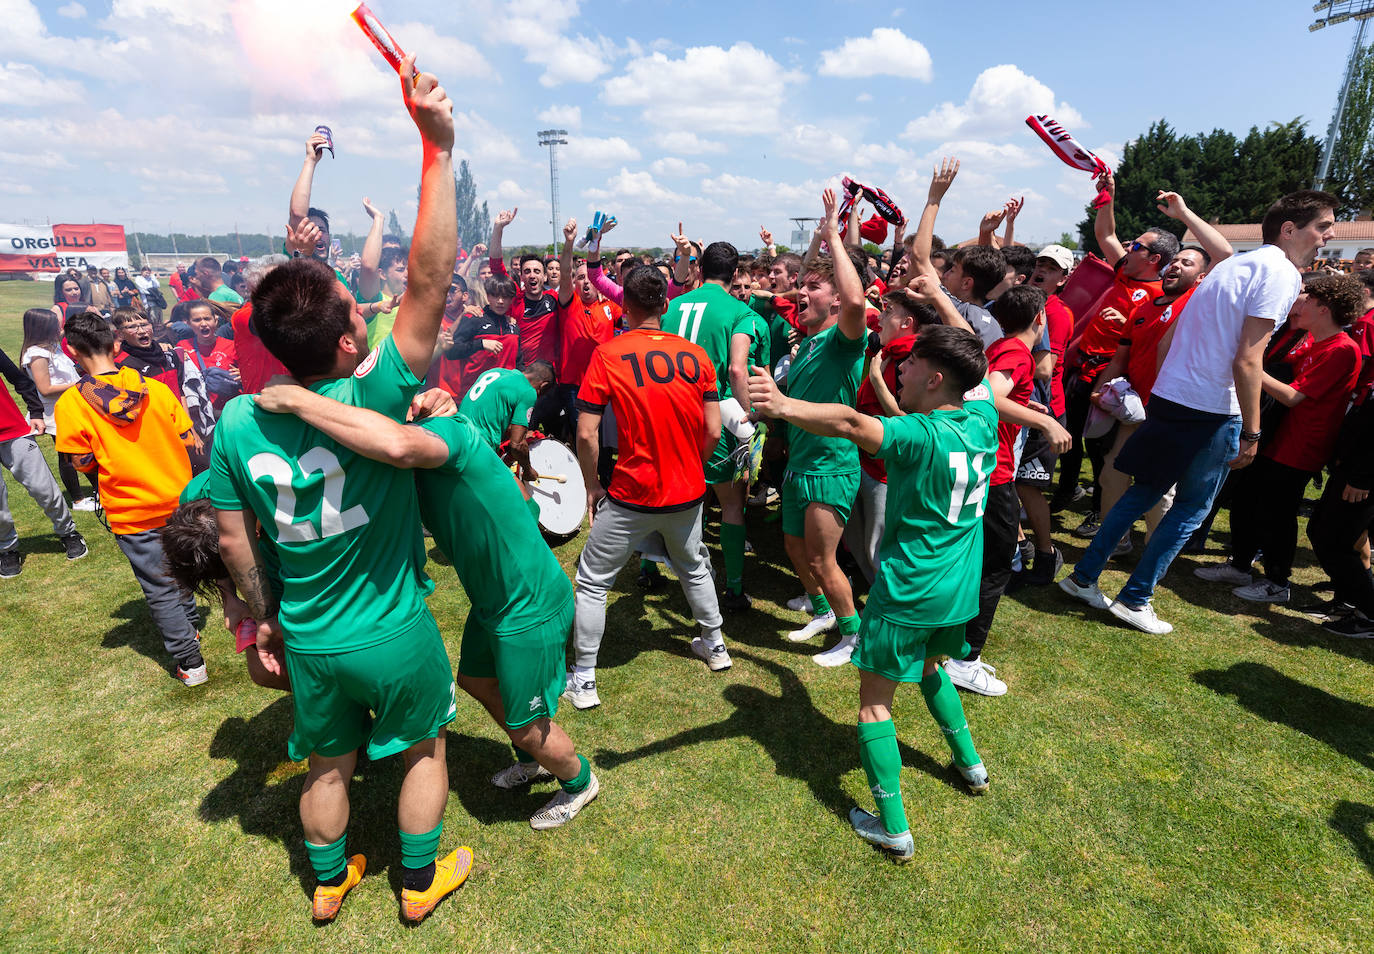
[
  {"left": 209, "top": 336, "right": 433, "bottom": 653},
  {"left": 866, "top": 381, "right": 999, "bottom": 628}
]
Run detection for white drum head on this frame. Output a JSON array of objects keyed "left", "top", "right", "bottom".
[{"left": 526, "top": 438, "right": 587, "bottom": 536}]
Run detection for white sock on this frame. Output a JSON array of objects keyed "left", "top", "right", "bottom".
[{"left": 572, "top": 666, "right": 595, "bottom": 683}]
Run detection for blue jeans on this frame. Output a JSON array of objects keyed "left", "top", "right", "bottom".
[{"left": 1072, "top": 413, "right": 1240, "bottom": 608}]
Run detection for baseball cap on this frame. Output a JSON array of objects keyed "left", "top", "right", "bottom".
[{"left": 1037, "top": 244, "right": 1074, "bottom": 271}]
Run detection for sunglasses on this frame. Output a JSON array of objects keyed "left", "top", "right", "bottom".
[{"left": 1129, "top": 241, "right": 1150, "bottom": 253}]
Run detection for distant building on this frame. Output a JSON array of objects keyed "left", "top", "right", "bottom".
[{"left": 1183, "top": 221, "right": 1374, "bottom": 262}]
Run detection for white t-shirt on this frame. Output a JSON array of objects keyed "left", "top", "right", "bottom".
[
  {"left": 21, "top": 345, "right": 80, "bottom": 430},
  {"left": 1151, "top": 244, "right": 1302, "bottom": 415}
]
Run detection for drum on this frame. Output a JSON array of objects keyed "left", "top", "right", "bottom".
[{"left": 526, "top": 438, "right": 586, "bottom": 541}]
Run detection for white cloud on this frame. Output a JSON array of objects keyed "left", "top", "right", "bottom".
[
  {"left": 652, "top": 131, "right": 728, "bottom": 155},
  {"left": 856, "top": 92, "right": 873, "bottom": 103},
  {"left": 919, "top": 140, "right": 1039, "bottom": 169},
  {"left": 57, "top": 2, "right": 85, "bottom": 17},
  {"left": 584, "top": 168, "right": 689, "bottom": 205},
  {"left": 537, "top": 104, "right": 582, "bottom": 129},
  {"left": 563, "top": 135, "right": 641, "bottom": 166},
  {"left": 818, "top": 28, "right": 932, "bottom": 82},
  {"left": 394, "top": 22, "right": 493, "bottom": 80},
  {"left": 775, "top": 123, "right": 855, "bottom": 166},
  {"left": 902, "top": 64, "right": 1083, "bottom": 142},
  {"left": 603, "top": 43, "right": 805, "bottom": 135},
  {"left": 650, "top": 157, "right": 709, "bottom": 177},
  {"left": 484, "top": 0, "right": 615, "bottom": 87},
  {"left": 0, "top": 61, "right": 84, "bottom": 105}
]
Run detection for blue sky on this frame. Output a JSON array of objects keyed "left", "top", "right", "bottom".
[{"left": 0, "top": 0, "right": 1362, "bottom": 252}]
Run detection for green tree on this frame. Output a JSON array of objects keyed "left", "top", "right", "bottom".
[
  {"left": 1326, "top": 45, "right": 1374, "bottom": 217},
  {"left": 454, "top": 160, "right": 492, "bottom": 249},
  {"left": 1056, "top": 233, "right": 1078, "bottom": 251},
  {"left": 386, "top": 209, "right": 407, "bottom": 244}
]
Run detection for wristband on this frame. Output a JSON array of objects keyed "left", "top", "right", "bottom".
[
  {"left": 1240, "top": 430, "right": 1261, "bottom": 443},
  {"left": 587, "top": 258, "right": 601, "bottom": 267}
]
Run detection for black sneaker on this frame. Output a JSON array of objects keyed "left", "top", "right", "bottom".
[
  {"left": 61, "top": 532, "right": 88, "bottom": 561},
  {"left": 1323, "top": 614, "right": 1374, "bottom": 639},
  {"left": 637, "top": 565, "right": 664, "bottom": 591},
  {"left": 0, "top": 550, "right": 20, "bottom": 579},
  {"left": 1074, "top": 513, "right": 1101, "bottom": 538},
  {"left": 1295, "top": 597, "right": 1355, "bottom": 623},
  {"left": 1016, "top": 538, "right": 1035, "bottom": 572},
  {"left": 1023, "top": 547, "right": 1063, "bottom": 585},
  {"left": 720, "top": 589, "right": 752, "bottom": 613}
]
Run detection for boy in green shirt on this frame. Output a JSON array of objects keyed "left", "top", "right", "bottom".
[
  {"left": 459, "top": 361, "right": 554, "bottom": 481},
  {"left": 749, "top": 324, "right": 998, "bottom": 863}
]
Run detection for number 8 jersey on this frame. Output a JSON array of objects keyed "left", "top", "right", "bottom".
[
  {"left": 576, "top": 328, "right": 718, "bottom": 512},
  {"left": 865, "top": 381, "right": 1000, "bottom": 629},
  {"left": 208, "top": 336, "right": 434, "bottom": 653}
]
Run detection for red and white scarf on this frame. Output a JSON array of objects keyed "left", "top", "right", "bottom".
[{"left": 1026, "top": 114, "right": 1112, "bottom": 208}]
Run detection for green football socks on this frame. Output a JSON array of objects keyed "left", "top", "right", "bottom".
[
  {"left": 857, "top": 719, "right": 908, "bottom": 836},
  {"left": 810, "top": 593, "right": 831, "bottom": 616},
  {"left": 399, "top": 821, "right": 443, "bottom": 871},
  {"left": 721, "top": 521, "right": 746, "bottom": 593},
  {"left": 838, "top": 613, "right": 861, "bottom": 636},
  {"left": 305, "top": 833, "right": 347, "bottom": 884},
  {"left": 513, "top": 744, "right": 536, "bottom": 765},
  {"left": 559, "top": 754, "right": 592, "bottom": 795},
  {"left": 921, "top": 666, "right": 981, "bottom": 768}
]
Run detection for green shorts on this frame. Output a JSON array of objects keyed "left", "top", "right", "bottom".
[
  {"left": 781, "top": 470, "right": 860, "bottom": 537},
  {"left": 703, "top": 429, "right": 739, "bottom": 485},
  {"left": 457, "top": 597, "right": 573, "bottom": 730},
  {"left": 851, "top": 614, "right": 971, "bottom": 683},
  {"left": 285, "top": 613, "right": 456, "bottom": 762}
]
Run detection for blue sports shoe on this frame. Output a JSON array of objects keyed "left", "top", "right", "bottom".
[{"left": 848, "top": 807, "right": 914, "bottom": 863}]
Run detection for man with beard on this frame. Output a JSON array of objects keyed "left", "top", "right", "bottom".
[{"left": 489, "top": 208, "right": 562, "bottom": 433}]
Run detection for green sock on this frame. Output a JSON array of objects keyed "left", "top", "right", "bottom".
[
  {"left": 305, "top": 834, "right": 348, "bottom": 883},
  {"left": 721, "top": 522, "right": 746, "bottom": 592},
  {"left": 809, "top": 593, "right": 831, "bottom": 616},
  {"left": 856, "top": 719, "right": 908, "bottom": 835},
  {"left": 921, "top": 666, "right": 981, "bottom": 768},
  {"left": 399, "top": 821, "right": 443, "bottom": 871},
  {"left": 559, "top": 754, "right": 591, "bottom": 795},
  {"left": 838, "top": 613, "right": 861, "bottom": 636},
  {"left": 512, "top": 744, "right": 535, "bottom": 765},
  {"left": 640, "top": 558, "right": 658, "bottom": 574}
]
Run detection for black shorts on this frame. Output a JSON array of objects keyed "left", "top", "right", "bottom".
[{"left": 1015, "top": 414, "right": 1065, "bottom": 489}]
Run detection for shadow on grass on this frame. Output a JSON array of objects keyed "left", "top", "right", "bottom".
[
  {"left": 1250, "top": 615, "right": 1374, "bottom": 664},
  {"left": 443, "top": 732, "right": 547, "bottom": 826},
  {"left": 1193, "top": 662, "right": 1374, "bottom": 771},
  {"left": 100, "top": 597, "right": 203, "bottom": 676},
  {"left": 594, "top": 648, "right": 960, "bottom": 821},
  {"left": 1330, "top": 801, "right": 1374, "bottom": 879}
]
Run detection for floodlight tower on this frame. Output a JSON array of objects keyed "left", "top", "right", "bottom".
[
  {"left": 537, "top": 129, "right": 568, "bottom": 251},
  {"left": 1310, "top": 1, "right": 1374, "bottom": 190}
]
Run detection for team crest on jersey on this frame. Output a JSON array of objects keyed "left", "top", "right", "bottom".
[
  {"left": 354, "top": 347, "right": 380, "bottom": 378},
  {"left": 963, "top": 383, "right": 991, "bottom": 402},
  {"left": 1130, "top": 288, "right": 1148, "bottom": 303},
  {"left": 1160, "top": 305, "right": 1174, "bottom": 323}
]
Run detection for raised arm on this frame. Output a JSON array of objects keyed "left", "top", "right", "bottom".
[
  {"left": 913, "top": 157, "right": 959, "bottom": 279},
  {"left": 670, "top": 223, "right": 693, "bottom": 285},
  {"left": 390, "top": 54, "right": 457, "bottom": 379},
  {"left": 747, "top": 364, "right": 884, "bottom": 453},
  {"left": 288, "top": 130, "right": 331, "bottom": 230},
  {"left": 905, "top": 273, "right": 973, "bottom": 336},
  {"left": 844, "top": 195, "right": 863, "bottom": 249},
  {"left": 490, "top": 208, "right": 516, "bottom": 273},
  {"left": 558, "top": 218, "right": 577, "bottom": 308},
  {"left": 820, "top": 189, "right": 866, "bottom": 341},
  {"left": 1002, "top": 196, "right": 1023, "bottom": 248},
  {"left": 1156, "top": 191, "right": 1233, "bottom": 267},
  {"left": 255, "top": 381, "right": 450, "bottom": 468},
  {"left": 977, "top": 207, "right": 1007, "bottom": 248},
  {"left": 356, "top": 196, "right": 386, "bottom": 301},
  {"left": 1094, "top": 172, "right": 1126, "bottom": 264}
]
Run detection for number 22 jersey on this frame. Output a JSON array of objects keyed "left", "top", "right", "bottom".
[{"left": 209, "top": 336, "right": 434, "bottom": 653}]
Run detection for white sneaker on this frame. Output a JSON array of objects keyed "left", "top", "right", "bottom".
[
  {"left": 1108, "top": 600, "right": 1173, "bottom": 635},
  {"left": 1193, "top": 562, "right": 1251, "bottom": 586},
  {"left": 786, "top": 594, "right": 812, "bottom": 613},
  {"left": 813, "top": 632, "right": 858, "bottom": 667},
  {"left": 956, "top": 761, "right": 990, "bottom": 795},
  {"left": 176, "top": 663, "right": 208, "bottom": 687},
  {"left": 690, "top": 636, "right": 732, "bottom": 671},
  {"left": 561, "top": 673, "right": 601, "bottom": 710},
  {"left": 942, "top": 657, "right": 1007, "bottom": 696},
  {"left": 530, "top": 772, "right": 600, "bottom": 830},
  {"left": 786, "top": 611, "right": 836, "bottom": 642},
  {"left": 491, "top": 761, "right": 554, "bottom": 790},
  {"left": 1233, "top": 579, "right": 1290, "bottom": 603},
  {"left": 748, "top": 486, "right": 779, "bottom": 506},
  {"left": 73, "top": 496, "right": 98, "bottom": 512},
  {"left": 1058, "top": 574, "right": 1111, "bottom": 610}
]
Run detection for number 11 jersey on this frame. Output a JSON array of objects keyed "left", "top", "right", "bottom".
[{"left": 209, "top": 336, "right": 433, "bottom": 653}]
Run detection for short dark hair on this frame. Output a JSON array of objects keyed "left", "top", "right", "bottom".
[
  {"left": 913, "top": 324, "right": 988, "bottom": 395},
  {"left": 1357, "top": 271, "right": 1374, "bottom": 295},
  {"left": 1178, "top": 243, "right": 1212, "bottom": 268},
  {"left": 484, "top": 274, "right": 518, "bottom": 299},
  {"left": 379, "top": 246, "right": 407, "bottom": 272},
  {"left": 111, "top": 307, "right": 145, "bottom": 329},
  {"left": 989, "top": 284, "right": 1046, "bottom": 336},
  {"left": 1142, "top": 227, "right": 1181, "bottom": 269},
  {"left": 251, "top": 257, "right": 353, "bottom": 380},
  {"left": 543, "top": 255, "right": 558, "bottom": 266},
  {"left": 883, "top": 293, "right": 938, "bottom": 328},
  {"left": 773, "top": 252, "right": 802, "bottom": 277},
  {"left": 622, "top": 264, "right": 668, "bottom": 314},
  {"left": 306, "top": 207, "right": 331, "bottom": 232},
  {"left": 450, "top": 274, "right": 468, "bottom": 293},
  {"left": 1261, "top": 190, "right": 1339, "bottom": 245},
  {"left": 160, "top": 499, "right": 228, "bottom": 599},
  {"left": 526, "top": 358, "right": 555, "bottom": 385},
  {"left": 1305, "top": 273, "right": 1365, "bottom": 326},
  {"left": 951, "top": 246, "right": 1007, "bottom": 300},
  {"left": 1000, "top": 245, "right": 1036, "bottom": 282},
  {"left": 802, "top": 255, "right": 835, "bottom": 287},
  {"left": 222, "top": 260, "right": 239, "bottom": 277},
  {"left": 195, "top": 256, "right": 222, "bottom": 278},
  {"left": 519, "top": 253, "right": 544, "bottom": 271},
  {"left": 65, "top": 310, "right": 116, "bottom": 356},
  {"left": 700, "top": 241, "right": 739, "bottom": 283}
]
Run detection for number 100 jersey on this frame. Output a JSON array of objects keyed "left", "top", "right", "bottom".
[{"left": 209, "top": 337, "right": 434, "bottom": 653}]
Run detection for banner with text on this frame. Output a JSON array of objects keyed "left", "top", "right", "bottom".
[{"left": 0, "top": 223, "right": 129, "bottom": 278}]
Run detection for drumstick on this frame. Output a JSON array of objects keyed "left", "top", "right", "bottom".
[{"left": 533, "top": 474, "right": 568, "bottom": 484}]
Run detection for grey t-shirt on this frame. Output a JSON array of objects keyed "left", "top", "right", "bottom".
[{"left": 943, "top": 287, "right": 1001, "bottom": 349}]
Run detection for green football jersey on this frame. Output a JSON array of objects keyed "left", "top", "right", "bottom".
[
  {"left": 662, "top": 283, "right": 758, "bottom": 398},
  {"left": 785, "top": 323, "right": 866, "bottom": 474},
  {"left": 416, "top": 415, "right": 572, "bottom": 632},
  {"left": 458, "top": 367, "right": 537, "bottom": 450},
  {"left": 865, "top": 380, "right": 1000, "bottom": 627},
  {"left": 734, "top": 309, "right": 772, "bottom": 378},
  {"left": 208, "top": 336, "right": 433, "bottom": 653}
]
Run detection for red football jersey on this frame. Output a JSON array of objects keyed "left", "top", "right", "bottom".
[
  {"left": 1122, "top": 285, "right": 1198, "bottom": 405},
  {"left": 986, "top": 336, "right": 1034, "bottom": 486},
  {"left": 558, "top": 297, "right": 619, "bottom": 386}
]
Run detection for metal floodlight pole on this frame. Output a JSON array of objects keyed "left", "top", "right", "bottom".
[
  {"left": 537, "top": 128, "right": 568, "bottom": 251},
  {"left": 1310, "top": 1, "right": 1374, "bottom": 190}
]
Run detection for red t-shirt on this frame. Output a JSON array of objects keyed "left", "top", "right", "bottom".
[
  {"left": 1077, "top": 265, "right": 1162, "bottom": 359},
  {"left": 1266, "top": 332, "right": 1360, "bottom": 472},
  {"left": 986, "top": 336, "right": 1034, "bottom": 485},
  {"left": 1122, "top": 285, "right": 1197, "bottom": 405},
  {"left": 856, "top": 333, "right": 916, "bottom": 483},
  {"left": 0, "top": 381, "right": 30, "bottom": 442},
  {"left": 230, "top": 303, "right": 288, "bottom": 395},
  {"left": 1348, "top": 308, "right": 1374, "bottom": 404},
  {"left": 577, "top": 328, "right": 718, "bottom": 511},
  {"left": 557, "top": 297, "right": 619, "bottom": 386},
  {"left": 491, "top": 257, "right": 559, "bottom": 365},
  {"left": 1045, "top": 294, "right": 1073, "bottom": 417}
]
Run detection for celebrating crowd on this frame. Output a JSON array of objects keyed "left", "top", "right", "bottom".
[{"left": 3, "top": 48, "right": 1373, "bottom": 922}]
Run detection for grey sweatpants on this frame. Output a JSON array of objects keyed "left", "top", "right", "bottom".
[
  {"left": 573, "top": 499, "right": 723, "bottom": 669},
  {"left": 0, "top": 435, "right": 75, "bottom": 552},
  {"left": 841, "top": 469, "right": 887, "bottom": 586},
  {"left": 115, "top": 529, "right": 202, "bottom": 669}
]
